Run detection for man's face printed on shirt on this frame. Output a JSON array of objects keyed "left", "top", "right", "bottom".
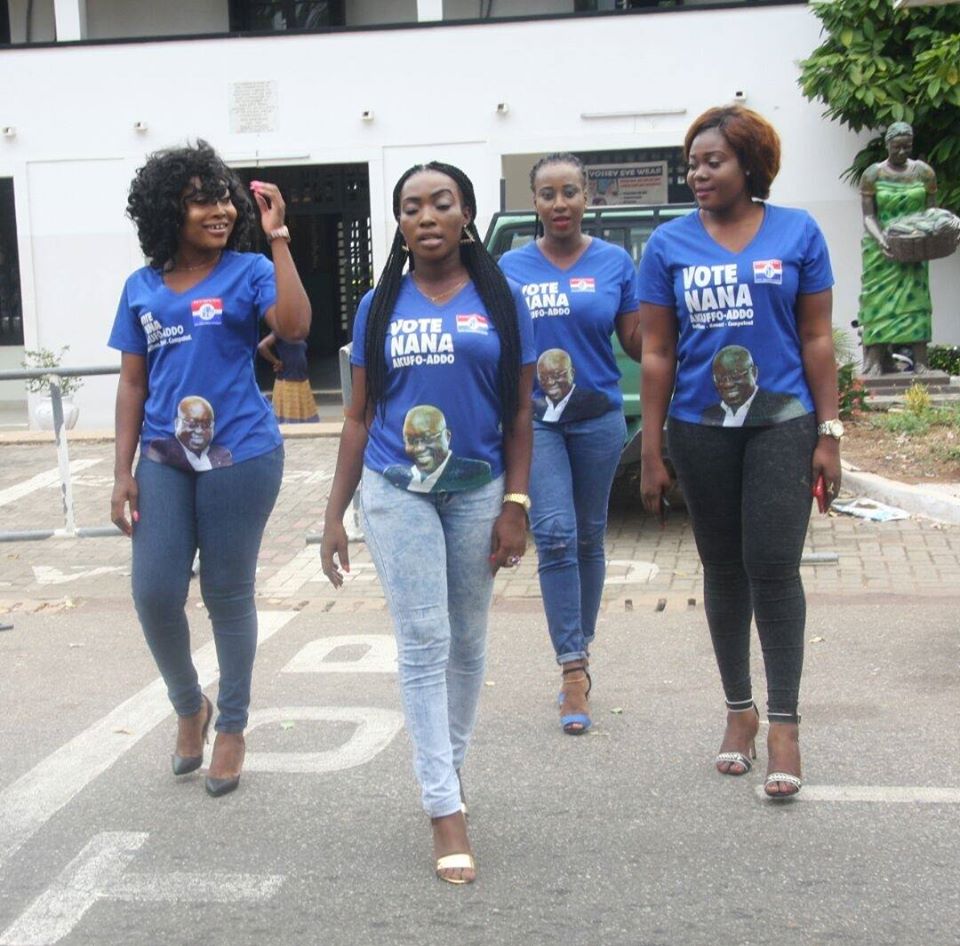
[
  {"left": 403, "top": 406, "right": 451, "bottom": 474},
  {"left": 176, "top": 397, "right": 215, "bottom": 456},
  {"left": 537, "top": 350, "right": 574, "bottom": 405},
  {"left": 712, "top": 347, "right": 758, "bottom": 410}
]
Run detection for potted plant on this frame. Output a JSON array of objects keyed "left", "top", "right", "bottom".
[{"left": 22, "top": 346, "right": 84, "bottom": 430}]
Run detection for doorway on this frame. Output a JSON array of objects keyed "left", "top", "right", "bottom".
[{"left": 235, "top": 163, "right": 373, "bottom": 399}]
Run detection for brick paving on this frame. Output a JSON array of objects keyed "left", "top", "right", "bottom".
[{"left": 2, "top": 435, "right": 960, "bottom": 619}]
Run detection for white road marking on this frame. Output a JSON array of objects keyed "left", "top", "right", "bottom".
[
  {"left": 604, "top": 559, "right": 660, "bottom": 585},
  {"left": 754, "top": 785, "right": 960, "bottom": 803},
  {"left": 0, "top": 832, "right": 145, "bottom": 946},
  {"left": 261, "top": 549, "right": 378, "bottom": 596},
  {"left": 0, "top": 611, "right": 295, "bottom": 872},
  {"left": 0, "top": 460, "right": 101, "bottom": 509},
  {"left": 244, "top": 706, "right": 403, "bottom": 774},
  {"left": 0, "top": 832, "right": 283, "bottom": 946},
  {"left": 282, "top": 635, "right": 397, "bottom": 674},
  {"left": 32, "top": 565, "right": 124, "bottom": 585}
]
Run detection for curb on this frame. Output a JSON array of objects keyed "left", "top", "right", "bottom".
[{"left": 841, "top": 461, "right": 960, "bottom": 526}]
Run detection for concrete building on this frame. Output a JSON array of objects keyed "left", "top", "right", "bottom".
[{"left": 0, "top": 0, "right": 956, "bottom": 428}]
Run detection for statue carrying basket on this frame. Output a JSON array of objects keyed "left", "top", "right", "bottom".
[{"left": 884, "top": 207, "right": 960, "bottom": 263}]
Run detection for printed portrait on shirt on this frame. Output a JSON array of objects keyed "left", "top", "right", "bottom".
[
  {"left": 146, "top": 395, "right": 234, "bottom": 472},
  {"left": 533, "top": 348, "right": 611, "bottom": 424},
  {"left": 700, "top": 345, "right": 807, "bottom": 428},
  {"left": 383, "top": 404, "right": 491, "bottom": 494}
]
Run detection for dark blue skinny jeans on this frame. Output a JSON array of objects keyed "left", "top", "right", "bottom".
[{"left": 131, "top": 445, "right": 283, "bottom": 732}]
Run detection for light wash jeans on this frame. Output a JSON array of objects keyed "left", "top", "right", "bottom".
[
  {"left": 131, "top": 445, "right": 284, "bottom": 733},
  {"left": 530, "top": 409, "right": 626, "bottom": 664},
  {"left": 360, "top": 468, "right": 503, "bottom": 818}
]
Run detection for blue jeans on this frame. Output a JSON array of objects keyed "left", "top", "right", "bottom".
[
  {"left": 530, "top": 409, "right": 626, "bottom": 664},
  {"left": 360, "top": 468, "right": 502, "bottom": 818},
  {"left": 131, "top": 445, "right": 283, "bottom": 733}
]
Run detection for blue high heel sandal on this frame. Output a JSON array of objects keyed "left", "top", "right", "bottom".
[{"left": 558, "top": 664, "right": 592, "bottom": 735}]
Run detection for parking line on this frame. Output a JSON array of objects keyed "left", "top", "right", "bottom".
[
  {"left": 0, "top": 611, "right": 296, "bottom": 872},
  {"left": 754, "top": 785, "right": 960, "bottom": 803},
  {"left": 0, "top": 461, "right": 101, "bottom": 509}
]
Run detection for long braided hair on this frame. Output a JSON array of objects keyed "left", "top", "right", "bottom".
[
  {"left": 363, "top": 161, "right": 522, "bottom": 431},
  {"left": 529, "top": 152, "right": 588, "bottom": 239}
]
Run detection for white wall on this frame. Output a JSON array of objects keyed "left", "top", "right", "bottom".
[{"left": 2, "top": 6, "right": 957, "bottom": 428}]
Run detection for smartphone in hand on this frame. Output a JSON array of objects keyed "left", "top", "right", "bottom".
[{"left": 813, "top": 473, "right": 828, "bottom": 514}]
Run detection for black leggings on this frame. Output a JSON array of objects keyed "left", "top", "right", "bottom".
[{"left": 667, "top": 414, "right": 817, "bottom": 723}]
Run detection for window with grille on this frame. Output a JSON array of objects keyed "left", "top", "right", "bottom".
[{"left": 228, "top": 0, "right": 345, "bottom": 31}]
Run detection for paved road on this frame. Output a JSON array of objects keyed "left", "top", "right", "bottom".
[{"left": 0, "top": 437, "right": 958, "bottom": 946}]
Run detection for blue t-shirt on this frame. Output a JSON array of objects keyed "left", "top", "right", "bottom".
[
  {"left": 351, "top": 275, "right": 536, "bottom": 493},
  {"left": 498, "top": 238, "right": 640, "bottom": 423},
  {"left": 108, "top": 250, "right": 282, "bottom": 470},
  {"left": 275, "top": 338, "right": 309, "bottom": 382},
  {"left": 638, "top": 205, "right": 834, "bottom": 427}
]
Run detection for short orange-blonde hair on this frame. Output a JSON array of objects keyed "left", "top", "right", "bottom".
[{"left": 684, "top": 106, "right": 781, "bottom": 200}]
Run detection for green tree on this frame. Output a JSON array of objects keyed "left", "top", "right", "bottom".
[{"left": 798, "top": 0, "right": 960, "bottom": 212}]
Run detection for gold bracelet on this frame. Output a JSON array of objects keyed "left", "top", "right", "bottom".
[{"left": 502, "top": 492, "right": 531, "bottom": 513}]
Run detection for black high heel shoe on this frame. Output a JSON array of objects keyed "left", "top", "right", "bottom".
[
  {"left": 205, "top": 732, "right": 245, "bottom": 798},
  {"left": 172, "top": 693, "right": 213, "bottom": 776}
]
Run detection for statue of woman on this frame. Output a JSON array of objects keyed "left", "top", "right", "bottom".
[{"left": 858, "top": 121, "right": 937, "bottom": 376}]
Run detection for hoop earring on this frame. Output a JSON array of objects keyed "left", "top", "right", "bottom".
[{"left": 459, "top": 227, "right": 476, "bottom": 245}]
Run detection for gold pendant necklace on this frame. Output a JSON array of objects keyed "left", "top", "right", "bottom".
[{"left": 415, "top": 276, "right": 469, "bottom": 305}]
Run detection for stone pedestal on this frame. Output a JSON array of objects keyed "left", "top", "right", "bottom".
[{"left": 857, "top": 371, "right": 952, "bottom": 397}]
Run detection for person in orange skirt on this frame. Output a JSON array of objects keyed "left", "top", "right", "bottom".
[{"left": 258, "top": 332, "right": 319, "bottom": 423}]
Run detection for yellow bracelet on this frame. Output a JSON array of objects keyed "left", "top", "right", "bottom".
[{"left": 502, "top": 492, "right": 531, "bottom": 513}]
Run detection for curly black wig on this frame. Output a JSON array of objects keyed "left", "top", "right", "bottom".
[{"left": 126, "top": 140, "right": 258, "bottom": 270}]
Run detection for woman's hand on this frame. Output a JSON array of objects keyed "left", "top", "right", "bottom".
[
  {"left": 812, "top": 438, "right": 842, "bottom": 510},
  {"left": 250, "top": 180, "right": 286, "bottom": 235},
  {"left": 640, "top": 454, "right": 672, "bottom": 519},
  {"left": 320, "top": 517, "right": 350, "bottom": 588},
  {"left": 111, "top": 472, "right": 139, "bottom": 537},
  {"left": 489, "top": 504, "right": 527, "bottom": 575}
]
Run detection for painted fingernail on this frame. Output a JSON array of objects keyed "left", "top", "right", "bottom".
[{"left": 133, "top": 511, "right": 139, "bottom": 522}]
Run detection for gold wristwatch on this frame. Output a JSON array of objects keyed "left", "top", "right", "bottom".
[
  {"left": 817, "top": 419, "right": 845, "bottom": 439},
  {"left": 502, "top": 493, "right": 531, "bottom": 514}
]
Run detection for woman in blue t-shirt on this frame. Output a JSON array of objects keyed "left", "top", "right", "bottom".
[
  {"left": 499, "top": 153, "right": 642, "bottom": 736},
  {"left": 257, "top": 332, "right": 320, "bottom": 423},
  {"left": 108, "top": 141, "right": 311, "bottom": 798},
  {"left": 638, "top": 107, "right": 841, "bottom": 799},
  {"left": 321, "top": 162, "right": 534, "bottom": 885}
]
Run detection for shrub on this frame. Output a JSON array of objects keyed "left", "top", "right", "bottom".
[
  {"left": 837, "top": 363, "right": 868, "bottom": 418},
  {"left": 21, "top": 346, "right": 85, "bottom": 397},
  {"left": 904, "top": 381, "right": 932, "bottom": 416},
  {"left": 928, "top": 344, "right": 960, "bottom": 376}
]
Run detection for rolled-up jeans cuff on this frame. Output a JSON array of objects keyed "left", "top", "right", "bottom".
[{"left": 556, "top": 649, "right": 588, "bottom": 666}]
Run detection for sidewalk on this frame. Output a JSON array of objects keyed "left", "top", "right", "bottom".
[
  {"left": 3, "top": 434, "right": 960, "bottom": 621},
  {"left": 4, "top": 423, "right": 960, "bottom": 524}
]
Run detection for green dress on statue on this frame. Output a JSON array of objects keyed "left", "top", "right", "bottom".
[{"left": 858, "top": 179, "right": 932, "bottom": 346}]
